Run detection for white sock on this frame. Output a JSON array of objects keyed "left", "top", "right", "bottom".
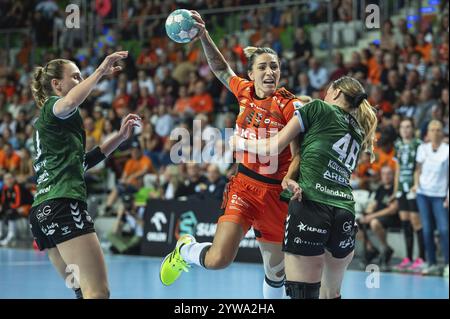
[
  {"left": 263, "top": 276, "right": 286, "bottom": 299},
  {"left": 180, "top": 242, "right": 212, "bottom": 268},
  {"left": 6, "top": 220, "right": 16, "bottom": 239},
  {"left": 0, "top": 220, "right": 3, "bottom": 237}
]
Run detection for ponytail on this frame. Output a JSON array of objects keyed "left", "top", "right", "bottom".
[
  {"left": 332, "top": 76, "right": 378, "bottom": 162},
  {"left": 31, "top": 67, "right": 47, "bottom": 108}
]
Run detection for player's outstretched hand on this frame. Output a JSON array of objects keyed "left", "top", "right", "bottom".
[
  {"left": 118, "top": 113, "right": 141, "bottom": 141},
  {"left": 97, "top": 51, "right": 128, "bottom": 76}
]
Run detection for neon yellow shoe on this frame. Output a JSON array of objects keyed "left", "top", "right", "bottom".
[{"left": 160, "top": 234, "right": 196, "bottom": 286}]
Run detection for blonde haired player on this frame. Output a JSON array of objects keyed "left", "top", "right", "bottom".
[{"left": 231, "top": 76, "right": 378, "bottom": 298}]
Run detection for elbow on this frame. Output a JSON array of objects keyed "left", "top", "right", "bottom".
[{"left": 268, "top": 142, "right": 280, "bottom": 156}]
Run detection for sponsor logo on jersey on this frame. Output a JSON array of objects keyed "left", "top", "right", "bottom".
[
  {"left": 35, "top": 185, "right": 51, "bottom": 197},
  {"left": 293, "top": 237, "right": 322, "bottom": 246},
  {"left": 339, "top": 237, "right": 355, "bottom": 249},
  {"left": 41, "top": 222, "right": 59, "bottom": 236},
  {"left": 229, "top": 194, "right": 250, "bottom": 211},
  {"left": 315, "top": 183, "right": 354, "bottom": 200},
  {"left": 61, "top": 226, "right": 71, "bottom": 236},
  {"left": 297, "top": 222, "right": 327, "bottom": 234},
  {"left": 342, "top": 221, "right": 355, "bottom": 234},
  {"left": 36, "top": 205, "right": 52, "bottom": 222}
]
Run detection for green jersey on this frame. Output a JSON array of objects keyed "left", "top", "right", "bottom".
[
  {"left": 32, "top": 96, "right": 87, "bottom": 206},
  {"left": 394, "top": 138, "right": 421, "bottom": 192},
  {"left": 282, "top": 100, "right": 364, "bottom": 214}
]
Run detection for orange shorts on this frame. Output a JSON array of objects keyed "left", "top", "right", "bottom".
[{"left": 219, "top": 172, "right": 288, "bottom": 244}]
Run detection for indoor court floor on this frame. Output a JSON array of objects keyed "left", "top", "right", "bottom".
[{"left": 1, "top": 248, "right": 448, "bottom": 299}]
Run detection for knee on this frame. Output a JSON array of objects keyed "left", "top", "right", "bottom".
[
  {"left": 83, "top": 285, "right": 110, "bottom": 299},
  {"left": 370, "top": 219, "right": 381, "bottom": 230},
  {"left": 205, "top": 251, "right": 233, "bottom": 269},
  {"left": 320, "top": 286, "right": 341, "bottom": 299},
  {"left": 264, "top": 261, "right": 285, "bottom": 283},
  {"left": 438, "top": 226, "right": 449, "bottom": 237}
]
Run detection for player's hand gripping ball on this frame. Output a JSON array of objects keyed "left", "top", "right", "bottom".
[{"left": 165, "top": 9, "right": 199, "bottom": 43}]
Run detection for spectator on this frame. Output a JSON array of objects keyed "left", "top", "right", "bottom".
[
  {"left": 406, "top": 51, "right": 426, "bottom": 79},
  {"left": 358, "top": 166, "right": 399, "bottom": 268},
  {"left": 161, "top": 165, "right": 183, "bottom": 200},
  {"left": 0, "top": 112, "right": 16, "bottom": 135},
  {"left": 307, "top": 57, "right": 328, "bottom": 91},
  {"left": 415, "top": 83, "right": 438, "bottom": 129},
  {"left": 84, "top": 116, "right": 102, "bottom": 144},
  {"left": 174, "top": 85, "right": 194, "bottom": 115},
  {"left": 348, "top": 51, "right": 368, "bottom": 78},
  {"left": 16, "top": 147, "right": 34, "bottom": 185},
  {"left": 154, "top": 104, "right": 175, "bottom": 138},
  {"left": 202, "top": 164, "right": 227, "bottom": 200},
  {"left": 139, "top": 122, "right": 162, "bottom": 155},
  {"left": 413, "top": 120, "right": 449, "bottom": 277},
  {"left": 329, "top": 52, "right": 348, "bottom": 82},
  {"left": 0, "top": 142, "right": 21, "bottom": 174},
  {"left": 371, "top": 125, "right": 398, "bottom": 180},
  {"left": 137, "top": 69, "right": 155, "bottom": 95},
  {"left": 293, "top": 27, "right": 313, "bottom": 67},
  {"left": 369, "top": 85, "right": 393, "bottom": 116},
  {"left": 176, "top": 162, "right": 208, "bottom": 198},
  {"left": 380, "top": 52, "right": 397, "bottom": 86},
  {"left": 383, "top": 70, "right": 404, "bottom": 106},
  {"left": 396, "top": 89, "right": 417, "bottom": 119},
  {"left": 392, "top": 118, "right": 426, "bottom": 273},
  {"left": 104, "top": 141, "right": 154, "bottom": 215},
  {"left": 190, "top": 80, "right": 214, "bottom": 114},
  {"left": 107, "top": 193, "right": 145, "bottom": 255},
  {"left": 294, "top": 72, "right": 315, "bottom": 97},
  {"left": 0, "top": 173, "right": 32, "bottom": 246},
  {"left": 380, "top": 20, "right": 397, "bottom": 52}
]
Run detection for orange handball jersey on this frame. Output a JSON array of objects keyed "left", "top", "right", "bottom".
[{"left": 230, "top": 76, "right": 303, "bottom": 181}]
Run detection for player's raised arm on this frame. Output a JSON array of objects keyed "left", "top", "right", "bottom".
[
  {"left": 230, "top": 116, "right": 303, "bottom": 156},
  {"left": 190, "top": 10, "right": 236, "bottom": 90},
  {"left": 53, "top": 51, "right": 127, "bottom": 118}
]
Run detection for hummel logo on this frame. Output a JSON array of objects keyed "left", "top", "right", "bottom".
[
  {"left": 70, "top": 202, "right": 78, "bottom": 210},
  {"left": 75, "top": 222, "right": 84, "bottom": 229},
  {"left": 71, "top": 209, "right": 80, "bottom": 216}
]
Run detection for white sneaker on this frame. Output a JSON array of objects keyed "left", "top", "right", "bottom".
[
  {"left": 443, "top": 265, "right": 449, "bottom": 278},
  {"left": 422, "top": 264, "right": 442, "bottom": 276},
  {"left": 0, "top": 233, "right": 15, "bottom": 247},
  {"left": 0, "top": 237, "right": 11, "bottom": 247}
]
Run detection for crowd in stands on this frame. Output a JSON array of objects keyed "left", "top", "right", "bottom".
[{"left": 0, "top": 0, "right": 448, "bottom": 275}]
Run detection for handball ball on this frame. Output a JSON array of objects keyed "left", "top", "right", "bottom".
[{"left": 165, "top": 9, "right": 199, "bottom": 43}]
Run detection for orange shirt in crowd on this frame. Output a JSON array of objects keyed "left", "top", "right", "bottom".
[
  {"left": 371, "top": 145, "right": 398, "bottom": 174},
  {"left": 416, "top": 42, "right": 433, "bottom": 62},
  {"left": 367, "top": 57, "right": 382, "bottom": 85},
  {"left": 123, "top": 155, "right": 154, "bottom": 188},
  {"left": 112, "top": 94, "right": 130, "bottom": 111},
  {"left": 174, "top": 97, "right": 193, "bottom": 113},
  {"left": 0, "top": 150, "right": 21, "bottom": 172},
  {"left": 190, "top": 93, "right": 214, "bottom": 113}
]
